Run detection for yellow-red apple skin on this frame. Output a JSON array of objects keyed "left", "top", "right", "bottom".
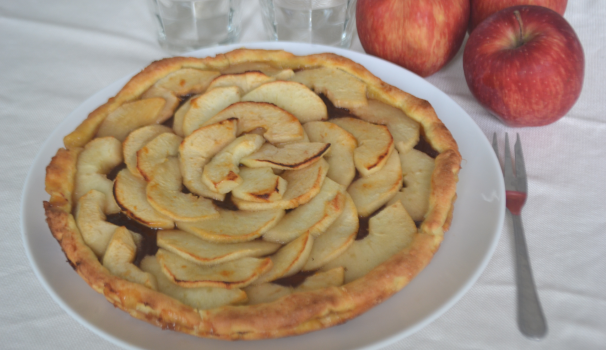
[
  {"left": 356, "top": 0, "right": 469, "bottom": 77},
  {"left": 469, "top": 0, "right": 567, "bottom": 33},
  {"left": 463, "top": 6, "right": 584, "bottom": 127}
]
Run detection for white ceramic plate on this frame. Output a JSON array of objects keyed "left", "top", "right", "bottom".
[{"left": 21, "top": 42, "right": 505, "bottom": 350}]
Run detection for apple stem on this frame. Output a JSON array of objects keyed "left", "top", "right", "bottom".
[{"left": 514, "top": 10, "right": 524, "bottom": 47}]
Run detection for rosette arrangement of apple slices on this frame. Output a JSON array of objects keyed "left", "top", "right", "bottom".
[{"left": 44, "top": 49, "right": 461, "bottom": 340}]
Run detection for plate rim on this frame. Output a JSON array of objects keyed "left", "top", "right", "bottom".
[{"left": 21, "top": 41, "right": 505, "bottom": 350}]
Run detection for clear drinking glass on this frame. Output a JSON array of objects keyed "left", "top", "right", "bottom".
[
  {"left": 259, "top": 0, "right": 357, "bottom": 48},
  {"left": 150, "top": 0, "right": 242, "bottom": 54}
]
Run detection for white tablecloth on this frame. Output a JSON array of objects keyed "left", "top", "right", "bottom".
[{"left": 2, "top": 1, "right": 605, "bottom": 349}]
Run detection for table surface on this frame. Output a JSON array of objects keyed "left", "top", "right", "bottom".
[{"left": 2, "top": 1, "right": 605, "bottom": 349}]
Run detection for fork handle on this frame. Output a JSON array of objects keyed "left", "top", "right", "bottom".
[{"left": 510, "top": 211, "right": 548, "bottom": 339}]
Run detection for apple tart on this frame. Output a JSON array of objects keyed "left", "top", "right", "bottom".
[{"left": 44, "top": 49, "right": 461, "bottom": 340}]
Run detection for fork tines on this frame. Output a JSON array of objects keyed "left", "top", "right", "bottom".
[{"left": 492, "top": 133, "right": 527, "bottom": 193}]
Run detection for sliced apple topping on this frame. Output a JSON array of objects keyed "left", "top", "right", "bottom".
[
  {"left": 321, "top": 201, "right": 416, "bottom": 283},
  {"left": 102, "top": 226, "right": 157, "bottom": 290},
  {"left": 302, "top": 193, "right": 358, "bottom": 271},
  {"left": 245, "top": 267, "right": 345, "bottom": 305},
  {"left": 154, "top": 68, "right": 220, "bottom": 96},
  {"left": 136, "top": 132, "right": 182, "bottom": 182},
  {"left": 75, "top": 190, "right": 118, "bottom": 257},
  {"left": 179, "top": 119, "right": 237, "bottom": 200},
  {"left": 231, "top": 167, "right": 287, "bottom": 203},
  {"left": 388, "top": 149, "right": 435, "bottom": 221},
  {"left": 304, "top": 121, "right": 357, "bottom": 187},
  {"left": 253, "top": 232, "right": 314, "bottom": 284},
  {"left": 350, "top": 99, "right": 421, "bottom": 154},
  {"left": 241, "top": 142, "right": 330, "bottom": 171},
  {"left": 207, "top": 71, "right": 275, "bottom": 95},
  {"left": 123, "top": 125, "right": 173, "bottom": 179},
  {"left": 232, "top": 158, "right": 329, "bottom": 210},
  {"left": 330, "top": 117, "right": 394, "bottom": 177},
  {"left": 172, "top": 97, "right": 192, "bottom": 137},
  {"left": 113, "top": 169, "right": 174, "bottom": 229},
  {"left": 348, "top": 151, "right": 402, "bottom": 217},
  {"left": 156, "top": 249, "right": 272, "bottom": 289},
  {"left": 202, "top": 134, "right": 265, "bottom": 194},
  {"left": 263, "top": 178, "right": 346, "bottom": 244},
  {"left": 202, "top": 102, "right": 305, "bottom": 144},
  {"left": 97, "top": 98, "right": 166, "bottom": 141},
  {"left": 242, "top": 81, "right": 327, "bottom": 123},
  {"left": 177, "top": 208, "right": 284, "bottom": 243},
  {"left": 146, "top": 157, "right": 218, "bottom": 222},
  {"left": 221, "top": 62, "right": 294, "bottom": 80},
  {"left": 158, "top": 230, "right": 280, "bottom": 265},
  {"left": 290, "top": 67, "right": 368, "bottom": 109},
  {"left": 140, "top": 255, "right": 247, "bottom": 310},
  {"left": 74, "top": 136, "right": 123, "bottom": 214},
  {"left": 140, "top": 86, "right": 180, "bottom": 124},
  {"left": 181, "top": 86, "right": 241, "bottom": 136}
]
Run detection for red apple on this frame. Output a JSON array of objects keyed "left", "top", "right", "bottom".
[
  {"left": 463, "top": 5, "right": 584, "bottom": 127},
  {"left": 356, "top": 0, "right": 469, "bottom": 77},
  {"left": 469, "top": 0, "right": 567, "bottom": 33}
]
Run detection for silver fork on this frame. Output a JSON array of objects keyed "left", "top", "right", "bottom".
[{"left": 493, "top": 133, "right": 547, "bottom": 339}]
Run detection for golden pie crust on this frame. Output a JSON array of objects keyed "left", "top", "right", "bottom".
[{"left": 44, "top": 49, "right": 461, "bottom": 340}]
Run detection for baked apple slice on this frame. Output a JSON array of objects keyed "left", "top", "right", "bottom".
[
  {"left": 122, "top": 125, "right": 173, "bottom": 179},
  {"left": 330, "top": 117, "right": 394, "bottom": 177},
  {"left": 181, "top": 86, "right": 241, "bottom": 136},
  {"left": 242, "top": 81, "right": 328, "bottom": 123},
  {"left": 350, "top": 99, "right": 420, "bottom": 154},
  {"left": 158, "top": 230, "right": 280, "bottom": 265},
  {"left": 321, "top": 201, "right": 416, "bottom": 283},
  {"left": 102, "top": 226, "right": 158, "bottom": 290},
  {"left": 388, "top": 149, "right": 435, "bottom": 221},
  {"left": 140, "top": 255, "right": 247, "bottom": 310},
  {"left": 304, "top": 121, "right": 357, "bottom": 187},
  {"left": 74, "top": 136, "right": 123, "bottom": 214},
  {"left": 290, "top": 67, "right": 368, "bottom": 109},
  {"left": 96, "top": 98, "right": 166, "bottom": 141},
  {"left": 74, "top": 190, "right": 119, "bottom": 257},
  {"left": 253, "top": 232, "right": 314, "bottom": 284},
  {"left": 231, "top": 167, "right": 287, "bottom": 203},
  {"left": 136, "top": 132, "right": 182, "bottom": 182},
  {"left": 207, "top": 71, "right": 275, "bottom": 95},
  {"left": 157, "top": 249, "right": 272, "bottom": 289},
  {"left": 140, "top": 86, "right": 180, "bottom": 124},
  {"left": 241, "top": 142, "right": 330, "bottom": 170},
  {"left": 154, "top": 68, "right": 220, "bottom": 96},
  {"left": 347, "top": 151, "right": 402, "bottom": 217},
  {"left": 176, "top": 208, "right": 285, "bottom": 243}
]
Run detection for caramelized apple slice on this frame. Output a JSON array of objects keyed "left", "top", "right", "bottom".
[
  {"left": 388, "top": 149, "right": 435, "bottom": 221},
  {"left": 172, "top": 97, "right": 192, "bottom": 137},
  {"left": 304, "top": 121, "right": 357, "bottom": 187},
  {"left": 221, "top": 62, "right": 294, "bottom": 80},
  {"left": 232, "top": 158, "right": 329, "bottom": 210},
  {"left": 75, "top": 190, "right": 118, "bottom": 257},
  {"left": 241, "top": 142, "right": 330, "bottom": 170},
  {"left": 302, "top": 192, "right": 358, "bottom": 271},
  {"left": 155, "top": 68, "right": 220, "bottom": 95},
  {"left": 102, "top": 226, "right": 157, "bottom": 290},
  {"left": 74, "top": 136, "right": 122, "bottom": 214},
  {"left": 136, "top": 132, "right": 182, "bottom": 182},
  {"left": 181, "top": 86, "right": 241, "bottom": 136},
  {"left": 114, "top": 169, "right": 174, "bottom": 229},
  {"left": 123, "top": 125, "right": 173, "bottom": 179},
  {"left": 97, "top": 98, "right": 166, "bottom": 141},
  {"left": 140, "top": 86, "right": 180, "bottom": 124},
  {"left": 207, "top": 71, "right": 275, "bottom": 94},
  {"left": 242, "top": 81, "right": 327, "bottom": 123},
  {"left": 202, "top": 134, "right": 265, "bottom": 193},
  {"left": 146, "top": 157, "right": 218, "bottom": 222},
  {"left": 350, "top": 99, "right": 421, "bottom": 154},
  {"left": 321, "top": 201, "right": 416, "bottom": 283},
  {"left": 140, "top": 255, "right": 247, "bottom": 309},
  {"left": 176, "top": 208, "right": 284, "bottom": 243},
  {"left": 253, "top": 232, "right": 314, "bottom": 284},
  {"left": 330, "top": 117, "right": 394, "bottom": 177},
  {"left": 297, "top": 266, "right": 345, "bottom": 292},
  {"left": 290, "top": 67, "right": 368, "bottom": 109},
  {"left": 157, "top": 249, "right": 272, "bottom": 289},
  {"left": 158, "top": 230, "right": 280, "bottom": 265},
  {"left": 179, "top": 119, "right": 237, "bottom": 200},
  {"left": 263, "top": 178, "right": 346, "bottom": 244},
  {"left": 231, "top": 167, "right": 287, "bottom": 203},
  {"left": 202, "top": 102, "right": 305, "bottom": 144},
  {"left": 348, "top": 151, "right": 402, "bottom": 217}
]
